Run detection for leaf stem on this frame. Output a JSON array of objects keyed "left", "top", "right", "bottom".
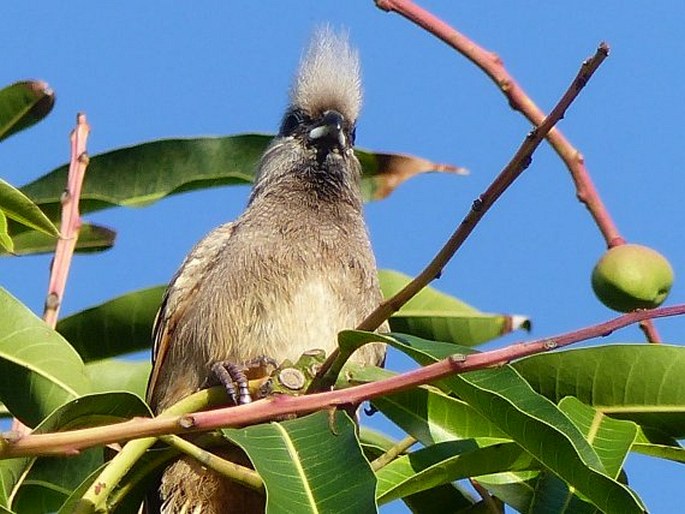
[{"left": 370, "top": 435, "right": 417, "bottom": 471}]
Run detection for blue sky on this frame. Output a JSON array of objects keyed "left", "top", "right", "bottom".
[{"left": 1, "top": 2, "right": 682, "bottom": 512}]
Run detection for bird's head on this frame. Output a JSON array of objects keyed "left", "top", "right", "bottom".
[{"left": 251, "top": 27, "right": 364, "bottom": 203}]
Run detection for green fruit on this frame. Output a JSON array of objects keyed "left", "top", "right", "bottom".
[{"left": 591, "top": 244, "right": 674, "bottom": 312}]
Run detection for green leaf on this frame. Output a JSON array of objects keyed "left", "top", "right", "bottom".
[
  {"left": 0, "top": 287, "right": 90, "bottom": 427},
  {"left": 85, "top": 358, "right": 150, "bottom": 398},
  {"left": 512, "top": 344, "right": 685, "bottom": 437},
  {"left": 378, "top": 270, "right": 529, "bottom": 346},
  {"left": 0, "top": 81, "right": 55, "bottom": 142},
  {"left": 558, "top": 396, "right": 637, "bottom": 478},
  {"left": 632, "top": 427, "right": 685, "bottom": 463},
  {"left": 57, "top": 286, "right": 164, "bottom": 361},
  {"left": 1, "top": 222, "right": 116, "bottom": 256},
  {"left": 19, "top": 136, "right": 464, "bottom": 222},
  {"left": 223, "top": 410, "right": 377, "bottom": 514},
  {"left": 0, "top": 178, "right": 58, "bottom": 237},
  {"left": 401, "top": 483, "right": 474, "bottom": 514},
  {"left": 0, "top": 392, "right": 149, "bottom": 513},
  {"left": 376, "top": 440, "right": 536, "bottom": 505},
  {"left": 373, "top": 332, "right": 646, "bottom": 514},
  {"left": 371, "top": 386, "right": 508, "bottom": 445},
  {"left": 527, "top": 398, "right": 640, "bottom": 513},
  {"left": 0, "top": 210, "right": 13, "bottom": 253},
  {"left": 475, "top": 472, "right": 539, "bottom": 513}
]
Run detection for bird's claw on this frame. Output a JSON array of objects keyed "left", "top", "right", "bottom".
[
  {"left": 210, "top": 361, "right": 252, "bottom": 405},
  {"left": 209, "top": 356, "right": 280, "bottom": 405}
]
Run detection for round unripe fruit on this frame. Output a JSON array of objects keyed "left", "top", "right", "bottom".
[{"left": 591, "top": 244, "right": 674, "bottom": 312}]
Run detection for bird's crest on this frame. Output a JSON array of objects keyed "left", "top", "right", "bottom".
[{"left": 290, "top": 26, "right": 362, "bottom": 123}]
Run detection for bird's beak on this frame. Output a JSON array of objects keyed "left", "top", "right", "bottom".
[{"left": 308, "top": 110, "right": 346, "bottom": 149}]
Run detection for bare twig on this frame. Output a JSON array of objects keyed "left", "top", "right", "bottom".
[
  {"left": 309, "top": 42, "right": 610, "bottom": 392},
  {"left": 43, "top": 113, "right": 90, "bottom": 328},
  {"left": 374, "top": 0, "right": 662, "bottom": 343},
  {"left": 376, "top": 0, "right": 621, "bottom": 247},
  {"left": 3, "top": 302, "right": 683, "bottom": 459}
]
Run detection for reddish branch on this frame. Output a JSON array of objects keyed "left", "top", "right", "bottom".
[
  {"left": 376, "top": 0, "right": 622, "bottom": 247},
  {"left": 310, "top": 41, "right": 610, "bottom": 391},
  {"left": 43, "top": 113, "right": 90, "bottom": 328},
  {"left": 374, "top": 0, "right": 662, "bottom": 342},
  {"left": 3, "top": 303, "right": 684, "bottom": 459}
]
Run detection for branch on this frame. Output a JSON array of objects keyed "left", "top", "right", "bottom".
[
  {"left": 374, "top": 0, "right": 663, "bottom": 343},
  {"left": 4, "top": 302, "right": 682, "bottom": 459},
  {"left": 309, "top": 41, "right": 609, "bottom": 392},
  {"left": 375, "top": 0, "right": 622, "bottom": 247},
  {"left": 43, "top": 113, "right": 90, "bottom": 328}
]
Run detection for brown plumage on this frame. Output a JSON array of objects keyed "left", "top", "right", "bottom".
[{"left": 146, "top": 27, "right": 386, "bottom": 513}]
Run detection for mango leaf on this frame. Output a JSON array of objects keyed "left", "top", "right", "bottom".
[
  {"left": 378, "top": 270, "right": 529, "bottom": 347},
  {"left": 0, "top": 210, "right": 12, "bottom": 253},
  {"left": 475, "top": 471, "right": 539, "bottom": 513},
  {"left": 527, "top": 397, "right": 640, "bottom": 513},
  {"left": 85, "top": 358, "right": 150, "bottom": 398},
  {"left": 1, "top": 222, "right": 116, "bottom": 256},
  {"left": 0, "top": 392, "right": 149, "bottom": 514},
  {"left": 0, "top": 81, "right": 55, "bottom": 142},
  {"left": 356, "top": 151, "right": 466, "bottom": 200},
  {"left": 375, "top": 440, "right": 536, "bottom": 505},
  {"left": 0, "top": 287, "right": 90, "bottom": 427},
  {"left": 223, "top": 410, "right": 377, "bottom": 514},
  {"left": 19, "top": 135, "right": 465, "bottom": 222},
  {"left": 401, "top": 483, "right": 475, "bottom": 514},
  {"left": 56, "top": 286, "right": 164, "bottom": 361},
  {"left": 370, "top": 387, "right": 508, "bottom": 445},
  {"left": 0, "top": 178, "right": 58, "bottom": 237},
  {"left": 558, "top": 397, "right": 637, "bottom": 478},
  {"left": 358, "top": 332, "right": 646, "bottom": 514},
  {"left": 632, "top": 427, "right": 685, "bottom": 463},
  {"left": 512, "top": 344, "right": 685, "bottom": 437}
]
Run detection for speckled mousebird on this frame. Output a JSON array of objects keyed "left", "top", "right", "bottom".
[{"left": 145, "top": 27, "right": 387, "bottom": 513}]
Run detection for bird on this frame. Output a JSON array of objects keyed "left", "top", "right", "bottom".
[{"left": 145, "top": 26, "right": 387, "bottom": 514}]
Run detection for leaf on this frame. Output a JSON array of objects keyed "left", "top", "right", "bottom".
[
  {"left": 0, "top": 210, "right": 12, "bottom": 253},
  {"left": 370, "top": 386, "right": 508, "bottom": 445},
  {"left": 512, "top": 344, "right": 685, "bottom": 437},
  {"left": 475, "top": 472, "right": 539, "bottom": 513},
  {"left": 370, "top": 332, "right": 646, "bottom": 514},
  {"left": 0, "top": 392, "right": 149, "bottom": 513},
  {"left": 356, "top": 151, "right": 467, "bottom": 200},
  {"left": 56, "top": 286, "right": 164, "bottom": 361},
  {"left": 85, "top": 358, "right": 150, "bottom": 399},
  {"left": 631, "top": 426, "right": 685, "bottom": 463},
  {"left": 558, "top": 397, "right": 637, "bottom": 478},
  {"left": 0, "top": 178, "right": 58, "bottom": 237},
  {"left": 0, "top": 287, "right": 90, "bottom": 427},
  {"left": 0, "top": 81, "right": 55, "bottom": 142},
  {"left": 19, "top": 135, "right": 464, "bottom": 222},
  {"left": 375, "top": 440, "right": 536, "bottom": 504},
  {"left": 401, "top": 483, "right": 474, "bottom": 514},
  {"left": 223, "top": 410, "right": 377, "bottom": 514},
  {"left": 1, "top": 222, "right": 116, "bottom": 256},
  {"left": 378, "top": 270, "right": 530, "bottom": 346},
  {"left": 526, "top": 398, "right": 640, "bottom": 514}
]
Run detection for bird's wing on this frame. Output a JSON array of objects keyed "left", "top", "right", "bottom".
[{"left": 146, "top": 222, "right": 235, "bottom": 405}]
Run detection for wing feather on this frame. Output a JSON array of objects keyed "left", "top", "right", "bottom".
[{"left": 146, "top": 222, "right": 235, "bottom": 405}]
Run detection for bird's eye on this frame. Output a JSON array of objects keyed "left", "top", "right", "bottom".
[
  {"left": 280, "top": 110, "right": 306, "bottom": 136},
  {"left": 349, "top": 125, "right": 357, "bottom": 146}
]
